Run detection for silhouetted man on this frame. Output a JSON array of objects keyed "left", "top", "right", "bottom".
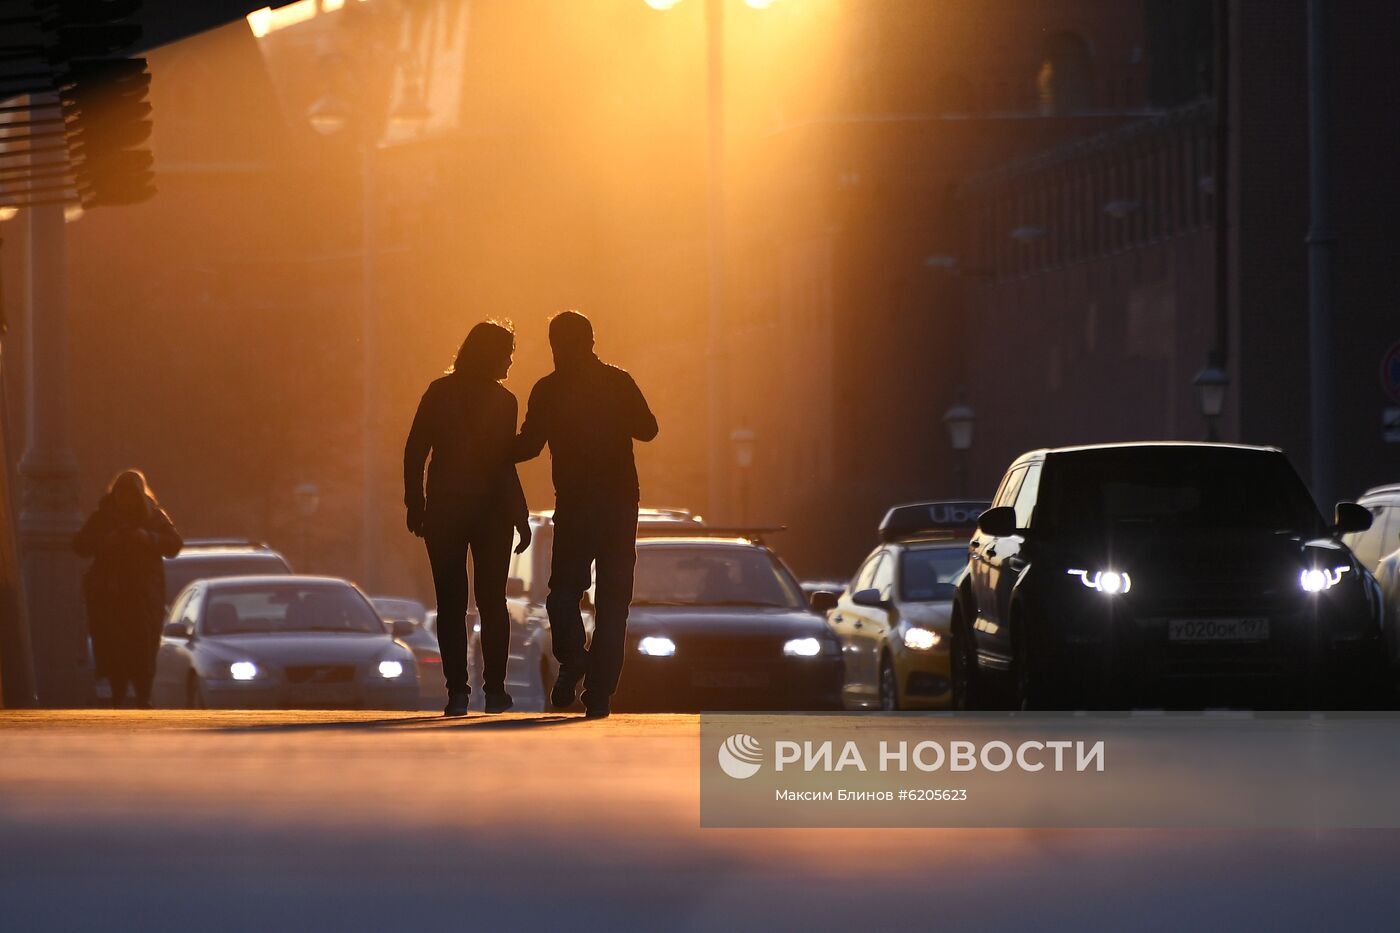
[{"left": 515, "top": 310, "right": 658, "bottom": 719}]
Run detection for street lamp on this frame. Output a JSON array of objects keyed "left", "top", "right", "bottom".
[
  {"left": 306, "top": 94, "right": 351, "bottom": 136},
  {"left": 308, "top": 42, "right": 429, "bottom": 593},
  {"left": 293, "top": 481, "right": 321, "bottom": 571},
  {"left": 646, "top": 0, "right": 776, "bottom": 523},
  {"left": 1193, "top": 355, "right": 1229, "bottom": 442},
  {"left": 943, "top": 391, "right": 975, "bottom": 497},
  {"left": 730, "top": 427, "right": 755, "bottom": 524}
]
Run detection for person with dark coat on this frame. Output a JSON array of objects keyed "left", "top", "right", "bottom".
[
  {"left": 405, "top": 320, "right": 531, "bottom": 717},
  {"left": 73, "top": 469, "right": 183, "bottom": 708},
  {"left": 514, "top": 310, "right": 657, "bottom": 719}
]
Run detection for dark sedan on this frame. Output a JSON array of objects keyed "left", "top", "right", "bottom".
[{"left": 612, "top": 535, "right": 843, "bottom": 711}]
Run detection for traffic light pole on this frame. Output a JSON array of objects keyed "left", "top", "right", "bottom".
[{"left": 17, "top": 93, "right": 88, "bottom": 706}]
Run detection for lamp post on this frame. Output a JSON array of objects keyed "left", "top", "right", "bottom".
[
  {"left": 646, "top": 0, "right": 775, "bottom": 522},
  {"left": 1193, "top": 354, "right": 1228, "bottom": 442},
  {"left": 729, "top": 427, "right": 755, "bottom": 525},
  {"left": 943, "top": 392, "right": 975, "bottom": 498},
  {"left": 307, "top": 40, "right": 428, "bottom": 592},
  {"left": 293, "top": 482, "right": 321, "bottom": 571}
]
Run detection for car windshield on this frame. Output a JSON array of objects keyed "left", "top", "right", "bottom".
[
  {"left": 371, "top": 598, "right": 426, "bottom": 624},
  {"left": 1040, "top": 448, "right": 1326, "bottom": 536},
  {"left": 899, "top": 547, "right": 966, "bottom": 601},
  {"left": 165, "top": 554, "right": 291, "bottom": 603},
  {"left": 632, "top": 545, "right": 805, "bottom": 609},
  {"left": 202, "top": 584, "right": 385, "bottom": 636}
]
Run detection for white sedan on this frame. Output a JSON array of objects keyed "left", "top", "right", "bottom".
[{"left": 152, "top": 576, "right": 419, "bottom": 710}]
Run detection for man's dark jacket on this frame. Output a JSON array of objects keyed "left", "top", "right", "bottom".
[{"left": 514, "top": 354, "right": 657, "bottom": 504}]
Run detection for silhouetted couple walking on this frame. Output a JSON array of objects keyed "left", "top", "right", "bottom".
[{"left": 404, "top": 311, "right": 657, "bottom": 719}]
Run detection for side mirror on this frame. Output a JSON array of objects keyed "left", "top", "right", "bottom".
[
  {"left": 162, "top": 620, "right": 192, "bottom": 640},
  {"left": 809, "top": 590, "right": 839, "bottom": 614},
  {"left": 977, "top": 506, "right": 1018, "bottom": 538},
  {"left": 1333, "top": 502, "right": 1373, "bottom": 536},
  {"left": 850, "top": 587, "right": 889, "bottom": 609},
  {"left": 505, "top": 576, "right": 526, "bottom": 599},
  {"left": 389, "top": 619, "right": 417, "bottom": 639}
]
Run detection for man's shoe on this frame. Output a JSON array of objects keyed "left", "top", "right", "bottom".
[
  {"left": 550, "top": 667, "right": 584, "bottom": 710},
  {"left": 443, "top": 692, "right": 471, "bottom": 717},
  {"left": 584, "top": 704, "right": 610, "bottom": 720},
  {"left": 483, "top": 691, "right": 514, "bottom": 714}
]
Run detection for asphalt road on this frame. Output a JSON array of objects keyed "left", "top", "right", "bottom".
[{"left": 3, "top": 710, "right": 1400, "bottom": 931}]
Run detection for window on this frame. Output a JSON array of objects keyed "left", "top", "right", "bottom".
[
  {"left": 1014, "top": 463, "right": 1043, "bottom": 529},
  {"left": 899, "top": 547, "right": 966, "bottom": 602},
  {"left": 995, "top": 467, "right": 1028, "bottom": 510},
  {"left": 1348, "top": 505, "right": 1397, "bottom": 570},
  {"left": 202, "top": 585, "right": 384, "bottom": 636},
  {"left": 869, "top": 555, "right": 895, "bottom": 602},
  {"left": 1037, "top": 32, "right": 1094, "bottom": 115},
  {"left": 1040, "top": 449, "right": 1325, "bottom": 536},
  {"left": 181, "top": 589, "right": 201, "bottom": 628},
  {"left": 852, "top": 551, "right": 882, "bottom": 593},
  {"left": 632, "top": 546, "right": 804, "bottom": 609},
  {"left": 510, "top": 527, "right": 534, "bottom": 594},
  {"left": 1385, "top": 508, "right": 1400, "bottom": 561}
]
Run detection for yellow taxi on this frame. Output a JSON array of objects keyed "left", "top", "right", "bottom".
[{"left": 820, "top": 501, "right": 987, "bottom": 710}]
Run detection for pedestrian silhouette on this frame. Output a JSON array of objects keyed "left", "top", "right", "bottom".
[
  {"left": 404, "top": 320, "right": 530, "bottom": 717},
  {"left": 515, "top": 310, "right": 658, "bottom": 719},
  {"left": 73, "top": 469, "right": 183, "bottom": 708}
]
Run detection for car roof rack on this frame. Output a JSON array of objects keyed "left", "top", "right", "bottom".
[
  {"left": 878, "top": 500, "right": 990, "bottom": 543},
  {"left": 637, "top": 524, "right": 786, "bottom": 544},
  {"left": 180, "top": 537, "right": 270, "bottom": 550}
]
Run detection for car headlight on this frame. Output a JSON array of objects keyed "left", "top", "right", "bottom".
[
  {"left": 1300, "top": 566, "right": 1350, "bottom": 593},
  {"left": 637, "top": 636, "right": 676, "bottom": 657},
  {"left": 378, "top": 660, "right": 405, "bottom": 679},
  {"left": 782, "top": 637, "right": 823, "bottom": 657},
  {"left": 1067, "top": 569, "right": 1132, "bottom": 595},
  {"left": 229, "top": 661, "right": 259, "bottom": 681},
  {"left": 902, "top": 627, "right": 941, "bottom": 651}
]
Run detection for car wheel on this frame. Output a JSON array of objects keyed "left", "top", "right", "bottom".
[
  {"left": 879, "top": 653, "right": 900, "bottom": 711},
  {"left": 1012, "top": 615, "right": 1056, "bottom": 711},
  {"left": 539, "top": 655, "right": 553, "bottom": 711},
  {"left": 951, "top": 611, "right": 980, "bottom": 711},
  {"left": 185, "top": 675, "right": 205, "bottom": 710}
]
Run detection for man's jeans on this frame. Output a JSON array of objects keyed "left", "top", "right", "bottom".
[{"left": 546, "top": 501, "right": 638, "bottom": 707}]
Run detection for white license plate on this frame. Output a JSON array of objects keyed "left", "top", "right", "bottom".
[
  {"left": 692, "top": 671, "right": 769, "bottom": 689},
  {"left": 1167, "top": 618, "right": 1270, "bottom": 642}
]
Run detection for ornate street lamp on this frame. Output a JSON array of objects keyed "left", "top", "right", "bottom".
[
  {"left": 730, "top": 427, "right": 755, "bottom": 523},
  {"left": 1193, "top": 355, "right": 1228, "bottom": 441},
  {"left": 943, "top": 392, "right": 975, "bottom": 497}
]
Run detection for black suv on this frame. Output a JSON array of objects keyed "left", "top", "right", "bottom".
[{"left": 951, "top": 443, "right": 1384, "bottom": 709}]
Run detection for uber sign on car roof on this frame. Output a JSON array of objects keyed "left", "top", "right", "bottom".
[{"left": 879, "top": 500, "right": 991, "bottom": 542}]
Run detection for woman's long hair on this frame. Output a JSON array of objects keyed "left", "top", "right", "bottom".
[
  {"left": 449, "top": 319, "right": 515, "bottom": 381},
  {"left": 105, "top": 469, "right": 157, "bottom": 518}
]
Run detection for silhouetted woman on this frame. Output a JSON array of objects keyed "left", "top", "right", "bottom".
[
  {"left": 404, "top": 320, "right": 530, "bottom": 716},
  {"left": 73, "top": 470, "right": 183, "bottom": 708}
]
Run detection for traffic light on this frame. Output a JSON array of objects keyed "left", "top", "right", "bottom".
[{"left": 53, "top": 0, "right": 156, "bottom": 206}]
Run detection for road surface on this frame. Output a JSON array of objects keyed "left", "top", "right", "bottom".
[{"left": 2, "top": 710, "right": 1399, "bottom": 930}]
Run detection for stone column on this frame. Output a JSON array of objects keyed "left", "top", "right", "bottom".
[{"left": 17, "top": 137, "right": 88, "bottom": 706}]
